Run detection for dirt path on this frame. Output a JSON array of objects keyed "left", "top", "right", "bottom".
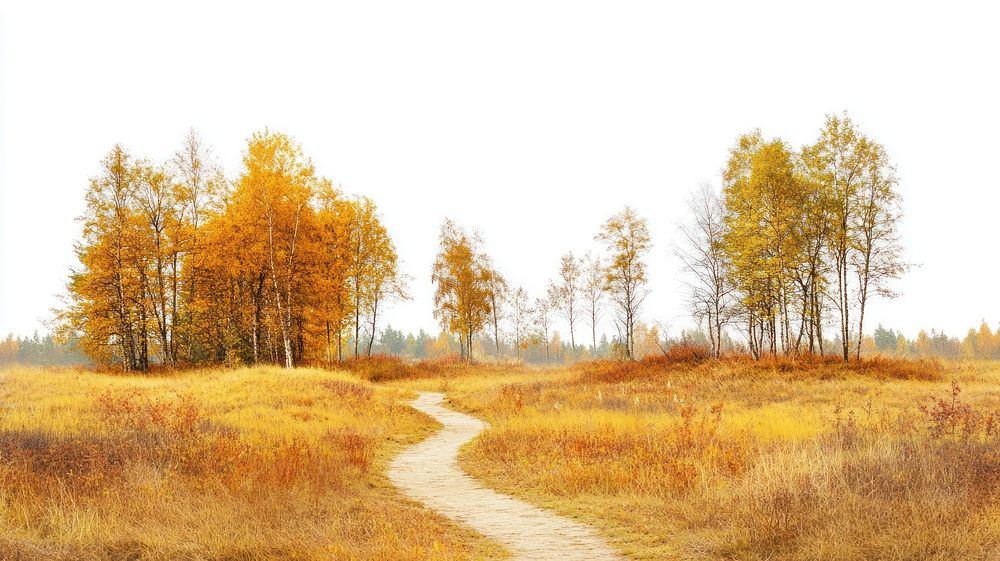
[{"left": 388, "top": 392, "right": 625, "bottom": 561}]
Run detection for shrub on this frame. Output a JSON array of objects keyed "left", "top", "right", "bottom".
[
  {"left": 853, "top": 355, "right": 944, "bottom": 381},
  {"left": 577, "top": 346, "right": 711, "bottom": 383},
  {"left": 339, "top": 355, "right": 411, "bottom": 382},
  {"left": 96, "top": 388, "right": 204, "bottom": 436},
  {"left": 920, "top": 381, "right": 999, "bottom": 442},
  {"left": 338, "top": 354, "right": 514, "bottom": 382},
  {"left": 664, "top": 342, "right": 713, "bottom": 364},
  {"left": 578, "top": 352, "right": 944, "bottom": 384}
]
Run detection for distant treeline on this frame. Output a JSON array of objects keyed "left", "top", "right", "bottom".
[
  {"left": 0, "top": 333, "right": 92, "bottom": 367},
  {"left": 869, "top": 322, "right": 1000, "bottom": 360},
  {"left": 375, "top": 321, "right": 1000, "bottom": 363},
  {"left": 6, "top": 320, "right": 999, "bottom": 368}
]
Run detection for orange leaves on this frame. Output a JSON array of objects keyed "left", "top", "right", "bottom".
[{"left": 65, "top": 130, "right": 404, "bottom": 370}]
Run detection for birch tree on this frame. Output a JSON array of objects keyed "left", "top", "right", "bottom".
[
  {"left": 510, "top": 285, "right": 532, "bottom": 360},
  {"left": 852, "top": 141, "right": 907, "bottom": 360},
  {"left": 676, "top": 183, "right": 734, "bottom": 358},
  {"left": 536, "top": 286, "right": 555, "bottom": 365},
  {"left": 803, "top": 113, "right": 907, "bottom": 361},
  {"left": 582, "top": 252, "right": 604, "bottom": 356},
  {"left": 171, "top": 129, "right": 224, "bottom": 363},
  {"left": 234, "top": 130, "right": 316, "bottom": 368},
  {"left": 596, "top": 207, "right": 651, "bottom": 359},
  {"left": 552, "top": 252, "right": 582, "bottom": 352},
  {"left": 722, "top": 132, "right": 809, "bottom": 357},
  {"left": 484, "top": 266, "right": 508, "bottom": 357},
  {"left": 431, "top": 219, "right": 492, "bottom": 362}
]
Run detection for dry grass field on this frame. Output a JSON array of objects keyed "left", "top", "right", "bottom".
[
  {"left": 2, "top": 355, "right": 998, "bottom": 561},
  {"left": 390, "top": 353, "right": 1000, "bottom": 560},
  {"left": 0, "top": 365, "right": 503, "bottom": 561}
]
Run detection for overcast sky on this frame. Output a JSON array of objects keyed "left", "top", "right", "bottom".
[{"left": 2, "top": 1, "right": 999, "bottom": 341}]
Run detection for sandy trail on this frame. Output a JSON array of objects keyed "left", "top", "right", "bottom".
[{"left": 388, "top": 392, "right": 625, "bottom": 561}]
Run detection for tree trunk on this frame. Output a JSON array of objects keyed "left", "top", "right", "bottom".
[
  {"left": 266, "top": 212, "right": 294, "bottom": 369},
  {"left": 855, "top": 249, "right": 873, "bottom": 361},
  {"left": 325, "top": 320, "right": 332, "bottom": 367},
  {"left": 491, "top": 297, "right": 501, "bottom": 357},
  {"left": 337, "top": 319, "right": 343, "bottom": 362},
  {"left": 354, "top": 297, "right": 361, "bottom": 359},
  {"left": 591, "top": 309, "right": 598, "bottom": 358},
  {"left": 366, "top": 294, "right": 379, "bottom": 357}
]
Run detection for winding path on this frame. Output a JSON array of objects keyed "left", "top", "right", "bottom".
[{"left": 388, "top": 392, "right": 625, "bottom": 561}]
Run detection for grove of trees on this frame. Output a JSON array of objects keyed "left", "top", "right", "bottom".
[
  {"left": 59, "top": 130, "right": 405, "bottom": 371},
  {"left": 678, "top": 114, "right": 907, "bottom": 361},
  {"left": 430, "top": 207, "right": 653, "bottom": 362}
]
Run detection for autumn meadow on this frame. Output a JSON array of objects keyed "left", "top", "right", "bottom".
[
  {"left": 6, "top": 0, "right": 1000, "bottom": 555},
  {"left": 0, "top": 106, "right": 997, "bottom": 561}
]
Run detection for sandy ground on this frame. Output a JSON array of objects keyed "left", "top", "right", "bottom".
[{"left": 388, "top": 392, "right": 625, "bottom": 561}]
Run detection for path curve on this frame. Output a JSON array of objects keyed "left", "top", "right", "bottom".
[{"left": 388, "top": 392, "right": 625, "bottom": 561}]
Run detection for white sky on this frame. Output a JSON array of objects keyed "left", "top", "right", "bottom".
[{"left": 1, "top": 1, "right": 999, "bottom": 341}]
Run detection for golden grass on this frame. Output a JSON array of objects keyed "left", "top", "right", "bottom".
[
  {"left": 0, "top": 365, "right": 504, "bottom": 561},
  {"left": 3, "top": 356, "right": 998, "bottom": 560},
  {"left": 390, "top": 357, "right": 1000, "bottom": 560}
]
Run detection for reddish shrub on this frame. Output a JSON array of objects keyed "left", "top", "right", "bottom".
[
  {"left": 578, "top": 346, "right": 712, "bottom": 383},
  {"left": 338, "top": 355, "right": 464, "bottom": 382},
  {"left": 337, "top": 355, "right": 509, "bottom": 382},
  {"left": 853, "top": 356, "right": 944, "bottom": 381},
  {"left": 95, "top": 388, "right": 204, "bottom": 436},
  {"left": 920, "top": 381, "right": 998, "bottom": 441},
  {"left": 663, "top": 343, "right": 713, "bottom": 364}
]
